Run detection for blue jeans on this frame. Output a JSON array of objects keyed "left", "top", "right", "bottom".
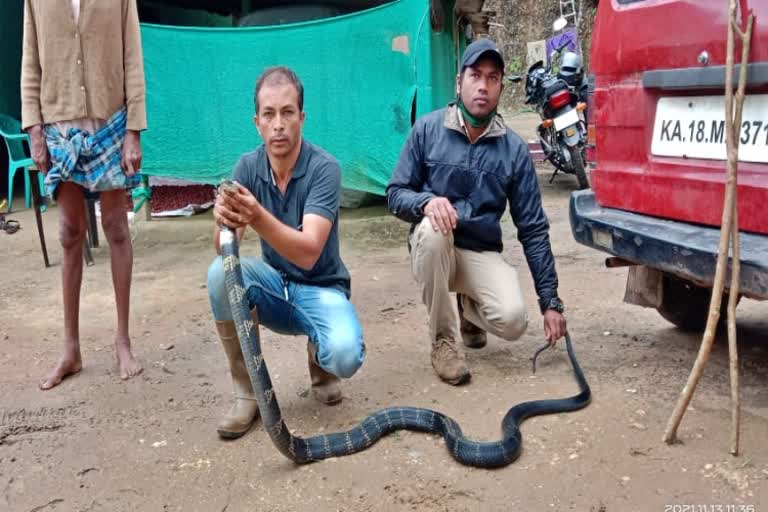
[{"left": 207, "top": 257, "right": 365, "bottom": 379}]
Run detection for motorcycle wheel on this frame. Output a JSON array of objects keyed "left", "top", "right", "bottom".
[{"left": 568, "top": 145, "right": 590, "bottom": 189}]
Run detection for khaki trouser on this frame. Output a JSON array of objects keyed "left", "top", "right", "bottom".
[{"left": 410, "top": 218, "right": 529, "bottom": 342}]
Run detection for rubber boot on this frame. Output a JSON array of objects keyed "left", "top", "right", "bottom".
[
  {"left": 307, "top": 341, "right": 342, "bottom": 405},
  {"left": 216, "top": 310, "right": 260, "bottom": 439}
]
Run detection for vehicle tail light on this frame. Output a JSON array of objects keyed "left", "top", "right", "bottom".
[{"left": 549, "top": 90, "right": 571, "bottom": 109}]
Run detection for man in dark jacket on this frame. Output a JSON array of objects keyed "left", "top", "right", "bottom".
[{"left": 386, "top": 39, "right": 566, "bottom": 385}]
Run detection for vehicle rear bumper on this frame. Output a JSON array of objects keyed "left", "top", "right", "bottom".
[{"left": 569, "top": 190, "right": 768, "bottom": 300}]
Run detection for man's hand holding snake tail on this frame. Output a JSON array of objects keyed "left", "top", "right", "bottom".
[{"left": 543, "top": 310, "right": 567, "bottom": 346}]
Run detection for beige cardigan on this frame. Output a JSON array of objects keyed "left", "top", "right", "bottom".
[{"left": 21, "top": 0, "right": 147, "bottom": 131}]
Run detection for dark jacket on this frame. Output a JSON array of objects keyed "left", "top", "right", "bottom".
[{"left": 386, "top": 105, "right": 559, "bottom": 312}]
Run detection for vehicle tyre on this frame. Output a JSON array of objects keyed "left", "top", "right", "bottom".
[
  {"left": 568, "top": 145, "right": 590, "bottom": 189},
  {"left": 656, "top": 274, "right": 734, "bottom": 331}
]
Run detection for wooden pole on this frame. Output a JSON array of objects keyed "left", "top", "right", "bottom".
[
  {"left": 725, "top": 5, "right": 753, "bottom": 456},
  {"left": 663, "top": 1, "right": 753, "bottom": 446}
]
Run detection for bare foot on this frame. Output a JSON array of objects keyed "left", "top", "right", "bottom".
[
  {"left": 115, "top": 338, "right": 143, "bottom": 380},
  {"left": 39, "top": 352, "right": 83, "bottom": 390}
]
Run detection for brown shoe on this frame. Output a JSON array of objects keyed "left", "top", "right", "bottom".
[
  {"left": 430, "top": 337, "right": 471, "bottom": 385},
  {"left": 457, "top": 294, "right": 487, "bottom": 349},
  {"left": 307, "top": 341, "right": 342, "bottom": 405}
]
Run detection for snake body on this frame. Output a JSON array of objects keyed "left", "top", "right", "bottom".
[{"left": 219, "top": 221, "right": 591, "bottom": 468}]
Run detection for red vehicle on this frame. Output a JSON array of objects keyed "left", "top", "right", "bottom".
[{"left": 570, "top": 0, "right": 768, "bottom": 330}]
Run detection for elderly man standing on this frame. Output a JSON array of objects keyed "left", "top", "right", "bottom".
[{"left": 21, "top": 0, "right": 147, "bottom": 389}]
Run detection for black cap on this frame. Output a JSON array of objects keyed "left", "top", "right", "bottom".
[{"left": 461, "top": 38, "right": 505, "bottom": 72}]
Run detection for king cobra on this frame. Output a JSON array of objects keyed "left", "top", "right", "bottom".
[{"left": 217, "top": 184, "right": 591, "bottom": 468}]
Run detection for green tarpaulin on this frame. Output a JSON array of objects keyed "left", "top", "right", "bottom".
[
  {"left": 141, "top": 0, "right": 459, "bottom": 195},
  {"left": 0, "top": 0, "right": 460, "bottom": 196},
  {"left": 0, "top": 1, "right": 23, "bottom": 120}
]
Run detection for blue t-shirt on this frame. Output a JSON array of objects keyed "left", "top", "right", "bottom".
[{"left": 232, "top": 140, "right": 351, "bottom": 297}]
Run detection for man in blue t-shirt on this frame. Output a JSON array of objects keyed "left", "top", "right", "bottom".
[{"left": 207, "top": 66, "right": 365, "bottom": 440}]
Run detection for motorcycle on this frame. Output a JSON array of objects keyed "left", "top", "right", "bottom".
[{"left": 508, "top": 34, "right": 589, "bottom": 189}]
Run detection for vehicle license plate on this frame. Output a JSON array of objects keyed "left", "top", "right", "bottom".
[
  {"left": 651, "top": 95, "right": 768, "bottom": 163},
  {"left": 554, "top": 108, "right": 580, "bottom": 131}
]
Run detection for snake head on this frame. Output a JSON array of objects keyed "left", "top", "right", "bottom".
[{"left": 218, "top": 178, "right": 238, "bottom": 195}]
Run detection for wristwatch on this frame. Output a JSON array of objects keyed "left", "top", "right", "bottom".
[{"left": 541, "top": 297, "right": 565, "bottom": 314}]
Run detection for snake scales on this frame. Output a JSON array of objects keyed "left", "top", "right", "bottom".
[{"left": 218, "top": 205, "right": 591, "bottom": 468}]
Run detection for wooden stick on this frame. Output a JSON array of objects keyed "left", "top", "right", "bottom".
[
  {"left": 726, "top": 7, "right": 753, "bottom": 456},
  {"left": 662, "top": 1, "right": 753, "bottom": 446},
  {"left": 727, "top": 210, "right": 740, "bottom": 455}
]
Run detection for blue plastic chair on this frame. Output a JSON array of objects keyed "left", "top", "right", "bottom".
[{"left": 0, "top": 114, "right": 45, "bottom": 213}]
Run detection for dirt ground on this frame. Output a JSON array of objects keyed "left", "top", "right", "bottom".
[{"left": 2, "top": 116, "right": 767, "bottom": 512}]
